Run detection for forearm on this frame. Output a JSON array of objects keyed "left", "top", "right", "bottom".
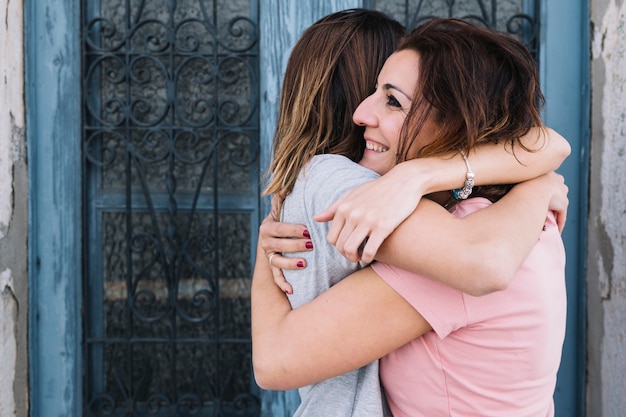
[
  {"left": 468, "top": 127, "right": 570, "bottom": 185},
  {"left": 376, "top": 181, "right": 555, "bottom": 295},
  {"left": 251, "top": 242, "right": 295, "bottom": 388},
  {"left": 389, "top": 126, "right": 571, "bottom": 196},
  {"left": 252, "top": 241, "right": 428, "bottom": 390}
]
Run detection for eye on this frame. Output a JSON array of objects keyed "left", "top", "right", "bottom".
[{"left": 386, "top": 94, "right": 401, "bottom": 108}]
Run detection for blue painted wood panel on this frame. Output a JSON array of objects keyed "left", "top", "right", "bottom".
[
  {"left": 25, "top": 0, "right": 83, "bottom": 416},
  {"left": 541, "top": 1, "right": 589, "bottom": 416}
]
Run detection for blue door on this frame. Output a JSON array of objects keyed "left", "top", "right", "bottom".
[{"left": 27, "top": 0, "right": 588, "bottom": 416}]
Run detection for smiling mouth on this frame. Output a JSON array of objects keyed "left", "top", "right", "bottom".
[{"left": 365, "top": 141, "right": 389, "bottom": 153}]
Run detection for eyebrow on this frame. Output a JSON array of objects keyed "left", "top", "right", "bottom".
[{"left": 382, "top": 83, "right": 413, "bottom": 101}]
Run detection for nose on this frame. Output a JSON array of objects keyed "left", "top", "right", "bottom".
[{"left": 352, "top": 94, "right": 376, "bottom": 127}]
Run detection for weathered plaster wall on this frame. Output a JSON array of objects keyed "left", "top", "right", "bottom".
[
  {"left": 0, "top": 1, "right": 28, "bottom": 417},
  {"left": 588, "top": 0, "right": 626, "bottom": 416}
]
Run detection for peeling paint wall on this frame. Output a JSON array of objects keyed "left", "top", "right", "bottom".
[
  {"left": 588, "top": 0, "right": 626, "bottom": 416},
  {"left": 0, "top": 0, "right": 28, "bottom": 417}
]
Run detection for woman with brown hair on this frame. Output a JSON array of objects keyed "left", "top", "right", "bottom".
[{"left": 254, "top": 16, "right": 568, "bottom": 416}]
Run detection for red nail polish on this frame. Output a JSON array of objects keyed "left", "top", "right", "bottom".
[
  {"left": 303, "top": 230, "right": 310, "bottom": 238},
  {"left": 297, "top": 261, "right": 305, "bottom": 268},
  {"left": 305, "top": 241, "right": 313, "bottom": 249}
]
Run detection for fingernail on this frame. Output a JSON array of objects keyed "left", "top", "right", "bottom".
[
  {"left": 305, "top": 241, "right": 313, "bottom": 249},
  {"left": 303, "top": 229, "right": 310, "bottom": 238},
  {"left": 297, "top": 261, "right": 305, "bottom": 268}
]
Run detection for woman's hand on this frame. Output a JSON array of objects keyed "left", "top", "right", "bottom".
[
  {"left": 536, "top": 171, "right": 569, "bottom": 233},
  {"left": 314, "top": 163, "right": 428, "bottom": 263},
  {"left": 258, "top": 198, "right": 313, "bottom": 294}
]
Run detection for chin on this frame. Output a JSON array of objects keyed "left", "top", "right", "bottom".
[{"left": 359, "top": 155, "right": 392, "bottom": 175}]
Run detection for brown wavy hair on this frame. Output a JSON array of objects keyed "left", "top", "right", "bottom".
[
  {"left": 396, "top": 18, "right": 545, "bottom": 202},
  {"left": 264, "top": 9, "right": 405, "bottom": 200}
]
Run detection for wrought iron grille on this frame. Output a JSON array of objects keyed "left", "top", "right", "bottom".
[
  {"left": 81, "top": 1, "right": 261, "bottom": 416},
  {"left": 366, "top": 0, "right": 540, "bottom": 58}
]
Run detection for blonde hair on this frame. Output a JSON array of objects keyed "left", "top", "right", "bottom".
[{"left": 264, "top": 9, "right": 405, "bottom": 202}]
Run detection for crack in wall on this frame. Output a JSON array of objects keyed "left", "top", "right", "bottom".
[{"left": 0, "top": 268, "right": 17, "bottom": 417}]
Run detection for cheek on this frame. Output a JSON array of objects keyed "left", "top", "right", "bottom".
[
  {"left": 410, "top": 131, "right": 435, "bottom": 158},
  {"left": 377, "top": 153, "right": 398, "bottom": 175},
  {"left": 407, "top": 138, "right": 427, "bottom": 159},
  {"left": 383, "top": 116, "right": 405, "bottom": 147},
  {"left": 413, "top": 119, "right": 439, "bottom": 154}
]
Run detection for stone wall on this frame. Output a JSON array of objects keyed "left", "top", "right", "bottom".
[{"left": 588, "top": 0, "right": 626, "bottom": 416}]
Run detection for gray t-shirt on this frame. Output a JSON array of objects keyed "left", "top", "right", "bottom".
[{"left": 281, "top": 154, "right": 389, "bottom": 417}]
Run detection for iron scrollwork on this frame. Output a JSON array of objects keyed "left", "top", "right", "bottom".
[
  {"left": 82, "top": 1, "right": 260, "bottom": 416},
  {"left": 371, "top": 0, "right": 539, "bottom": 59}
]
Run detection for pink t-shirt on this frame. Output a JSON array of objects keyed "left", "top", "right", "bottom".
[{"left": 372, "top": 198, "right": 566, "bottom": 417}]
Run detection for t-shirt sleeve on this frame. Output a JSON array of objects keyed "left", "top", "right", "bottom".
[
  {"left": 370, "top": 262, "right": 469, "bottom": 339},
  {"left": 302, "top": 155, "right": 380, "bottom": 216}
]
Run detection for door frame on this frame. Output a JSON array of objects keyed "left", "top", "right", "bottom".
[
  {"left": 541, "top": 1, "right": 589, "bottom": 415},
  {"left": 26, "top": 0, "right": 83, "bottom": 416},
  {"left": 26, "top": 0, "right": 588, "bottom": 416}
]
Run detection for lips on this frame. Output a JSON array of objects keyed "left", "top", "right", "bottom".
[{"left": 365, "top": 140, "right": 389, "bottom": 153}]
